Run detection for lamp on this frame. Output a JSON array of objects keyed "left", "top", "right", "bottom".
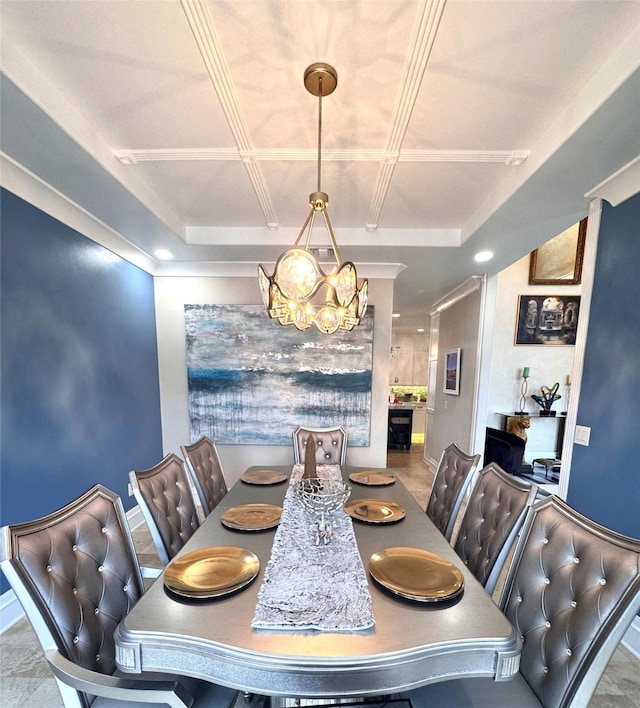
[{"left": 258, "top": 63, "right": 368, "bottom": 334}]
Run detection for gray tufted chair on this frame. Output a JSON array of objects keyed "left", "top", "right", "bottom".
[
  {"left": 180, "top": 435, "right": 228, "bottom": 517},
  {"left": 0, "top": 484, "right": 238, "bottom": 707},
  {"left": 453, "top": 462, "right": 538, "bottom": 595},
  {"left": 425, "top": 443, "right": 480, "bottom": 541},
  {"left": 129, "top": 453, "right": 200, "bottom": 566},
  {"left": 292, "top": 425, "right": 347, "bottom": 466},
  {"left": 402, "top": 495, "right": 640, "bottom": 707}
]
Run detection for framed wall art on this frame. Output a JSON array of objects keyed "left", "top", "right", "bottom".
[
  {"left": 515, "top": 294, "right": 581, "bottom": 345},
  {"left": 184, "top": 304, "right": 374, "bottom": 445},
  {"left": 443, "top": 348, "right": 461, "bottom": 395},
  {"left": 529, "top": 218, "right": 587, "bottom": 285}
]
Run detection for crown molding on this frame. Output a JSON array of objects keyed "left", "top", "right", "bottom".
[
  {"left": 430, "top": 276, "right": 483, "bottom": 316},
  {"left": 0, "top": 152, "right": 157, "bottom": 274},
  {"left": 585, "top": 154, "right": 640, "bottom": 206},
  {"left": 152, "top": 261, "right": 406, "bottom": 279}
]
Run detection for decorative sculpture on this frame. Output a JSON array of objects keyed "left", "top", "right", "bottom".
[
  {"left": 531, "top": 383, "right": 561, "bottom": 416},
  {"left": 302, "top": 433, "right": 317, "bottom": 479}
]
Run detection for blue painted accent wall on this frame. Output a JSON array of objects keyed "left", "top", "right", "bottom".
[
  {"left": 1, "top": 189, "right": 163, "bottom": 592},
  {"left": 567, "top": 193, "right": 640, "bottom": 540}
]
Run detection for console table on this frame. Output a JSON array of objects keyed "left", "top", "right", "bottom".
[{"left": 498, "top": 413, "right": 567, "bottom": 480}]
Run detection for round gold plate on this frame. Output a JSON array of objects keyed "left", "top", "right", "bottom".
[
  {"left": 221, "top": 504, "right": 282, "bottom": 531},
  {"left": 349, "top": 470, "right": 396, "bottom": 486},
  {"left": 369, "top": 547, "right": 464, "bottom": 602},
  {"left": 241, "top": 469, "right": 288, "bottom": 485},
  {"left": 164, "top": 546, "right": 259, "bottom": 599},
  {"left": 344, "top": 499, "right": 406, "bottom": 524}
]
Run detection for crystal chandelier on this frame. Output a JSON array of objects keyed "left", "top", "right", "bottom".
[{"left": 258, "top": 63, "right": 368, "bottom": 334}]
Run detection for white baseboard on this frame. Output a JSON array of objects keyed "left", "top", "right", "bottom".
[
  {"left": 1, "top": 505, "right": 145, "bottom": 634},
  {"left": 622, "top": 615, "right": 640, "bottom": 659},
  {"left": 424, "top": 456, "right": 438, "bottom": 473},
  {"left": 0, "top": 588, "right": 26, "bottom": 632}
]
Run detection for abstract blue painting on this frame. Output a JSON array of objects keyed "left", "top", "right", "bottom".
[{"left": 185, "top": 305, "right": 374, "bottom": 446}]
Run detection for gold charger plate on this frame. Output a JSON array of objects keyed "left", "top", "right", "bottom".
[
  {"left": 369, "top": 547, "right": 464, "bottom": 602},
  {"left": 344, "top": 499, "right": 406, "bottom": 524},
  {"left": 221, "top": 504, "right": 282, "bottom": 531},
  {"left": 164, "top": 546, "right": 259, "bottom": 599},
  {"left": 241, "top": 469, "right": 288, "bottom": 485},
  {"left": 349, "top": 470, "right": 396, "bottom": 486}
]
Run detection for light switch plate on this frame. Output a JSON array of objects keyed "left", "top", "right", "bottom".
[{"left": 575, "top": 425, "right": 591, "bottom": 446}]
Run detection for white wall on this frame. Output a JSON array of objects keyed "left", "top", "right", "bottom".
[
  {"left": 154, "top": 276, "right": 394, "bottom": 484},
  {"left": 425, "top": 287, "right": 482, "bottom": 466},
  {"left": 487, "top": 254, "right": 580, "bottom": 459}
]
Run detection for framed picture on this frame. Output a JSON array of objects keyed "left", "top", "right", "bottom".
[
  {"left": 529, "top": 218, "right": 587, "bottom": 285},
  {"left": 515, "top": 294, "right": 581, "bottom": 345},
  {"left": 443, "top": 348, "right": 461, "bottom": 395}
]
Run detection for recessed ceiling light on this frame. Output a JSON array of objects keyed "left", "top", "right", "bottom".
[
  {"left": 392, "top": 312, "right": 400, "bottom": 318},
  {"left": 154, "top": 249, "right": 174, "bottom": 260},
  {"left": 474, "top": 250, "right": 494, "bottom": 263},
  {"left": 416, "top": 328, "right": 425, "bottom": 333}
]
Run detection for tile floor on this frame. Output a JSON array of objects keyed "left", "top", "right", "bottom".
[{"left": 1, "top": 448, "right": 638, "bottom": 707}]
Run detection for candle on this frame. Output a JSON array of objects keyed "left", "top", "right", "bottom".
[{"left": 523, "top": 367, "right": 530, "bottom": 378}]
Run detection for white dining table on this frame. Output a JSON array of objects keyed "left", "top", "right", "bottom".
[{"left": 115, "top": 465, "right": 521, "bottom": 699}]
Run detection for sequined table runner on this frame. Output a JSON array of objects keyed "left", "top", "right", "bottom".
[{"left": 251, "top": 464, "right": 374, "bottom": 631}]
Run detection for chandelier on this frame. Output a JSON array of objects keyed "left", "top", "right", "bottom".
[{"left": 258, "top": 63, "right": 368, "bottom": 334}]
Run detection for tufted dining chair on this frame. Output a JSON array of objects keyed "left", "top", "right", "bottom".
[
  {"left": 129, "top": 453, "right": 200, "bottom": 566},
  {"left": 180, "top": 435, "right": 228, "bottom": 517},
  {"left": 453, "top": 462, "right": 538, "bottom": 595},
  {"left": 0, "top": 484, "right": 238, "bottom": 708},
  {"left": 292, "top": 425, "right": 347, "bottom": 466},
  {"left": 425, "top": 443, "right": 480, "bottom": 541},
  {"left": 402, "top": 495, "right": 640, "bottom": 708}
]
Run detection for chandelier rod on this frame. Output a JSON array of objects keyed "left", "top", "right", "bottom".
[{"left": 317, "top": 75, "right": 323, "bottom": 193}]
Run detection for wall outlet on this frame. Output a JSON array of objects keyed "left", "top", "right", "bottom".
[{"left": 575, "top": 425, "right": 591, "bottom": 446}]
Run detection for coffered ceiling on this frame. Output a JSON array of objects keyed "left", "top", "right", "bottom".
[{"left": 1, "top": 0, "right": 639, "bottom": 331}]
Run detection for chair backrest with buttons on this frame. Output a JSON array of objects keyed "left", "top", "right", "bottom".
[
  {"left": 425, "top": 442, "right": 480, "bottom": 541},
  {"left": 129, "top": 453, "right": 200, "bottom": 566},
  {"left": 499, "top": 495, "right": 640, "bottom": 708},
  {"left": 180, "top": 435, "right": 228, "bottom": 517},
  {"left": 453, "top": 462, "right": 538, "bottom": 594},
  {"left": 292, "top": 426, "right": 347, "bottom": 465},
  {"left": 0, "top": 484, "right": 144, "bottom": 708}
]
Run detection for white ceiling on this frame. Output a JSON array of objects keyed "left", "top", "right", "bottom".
[{"left": 1, "top": 0, "right": 639, "bottom": 332}]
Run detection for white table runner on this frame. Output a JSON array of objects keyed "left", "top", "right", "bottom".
[{"left": 251, "top": 464, "right": 374, "bottom": 631}]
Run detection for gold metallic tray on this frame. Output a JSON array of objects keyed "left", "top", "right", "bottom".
[
  {"left": 164, "top": 546, "right": 259, "bottom": 599},
  {"left": 241, "top": 469, "right": 288, "bottom": 485},
  {"left": 349, "top": 470, "right": 396, "bottom": 486},
  {"left": 369, "top": 547, "right": 464, "bottom": 602},
  {"left": 221, "top": 504, "right": 282, "bottom": 531},
  {"left": 344, "top": 499, "right": 406, "bottom": 524}
]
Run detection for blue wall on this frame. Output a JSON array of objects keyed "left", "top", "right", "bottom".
[
  {"left": 567, "top": 193, "right": 640, "bottom": 540},
  {"left": 1, "top": 189, "right": 164, "bottom": 592}
]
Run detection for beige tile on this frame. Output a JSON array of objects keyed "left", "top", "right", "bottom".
[{"left": 0, "top": 677, "right": 62, "bottom": 708}]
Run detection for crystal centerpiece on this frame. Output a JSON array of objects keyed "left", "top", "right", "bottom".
[{"left": 292, "top": 478, "right": 351, "bottom": 545}]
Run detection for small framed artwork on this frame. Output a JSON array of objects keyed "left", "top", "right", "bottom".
[
  {"left": 443, "top": 348, "right": 461, "bottom": 395},
  {"left": 515, "top": 294, "right": 581, "bottom": 345},
  {"left": 529, "top": 218, "right": 587, "bottom": 285}
]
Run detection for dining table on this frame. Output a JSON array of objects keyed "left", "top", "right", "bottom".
[{"left": 114, "top": 464, "right": 521, "bottom": 700}]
